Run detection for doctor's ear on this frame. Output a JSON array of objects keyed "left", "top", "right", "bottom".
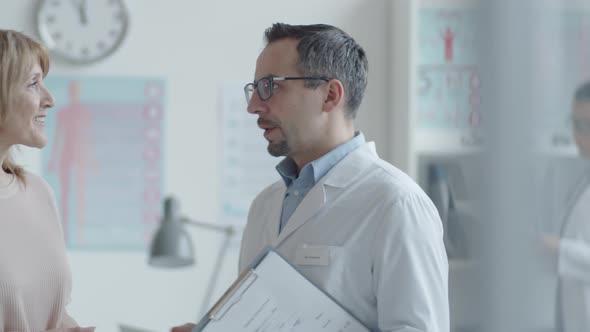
[{"left": 322, "top": 79, "right": 344, "bottom": 113}]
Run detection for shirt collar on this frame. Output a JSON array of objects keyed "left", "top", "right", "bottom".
[{"left": 276, "top": 131, "right": 366, "bottom": 186}]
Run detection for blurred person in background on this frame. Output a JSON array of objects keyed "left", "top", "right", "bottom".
[
  {"left": 0, "top": 29, "right": 94, "bottom": 332},
  {"left": 544, "top": 80, "right": 590, "bottom": 332}
]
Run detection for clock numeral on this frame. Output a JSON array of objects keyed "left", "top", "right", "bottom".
[
  {"left": 45, "top": 15, "right": 56, "bottom": 24},
  {"left": 81, "top": 47, "right": 90, "bottom": 57},
  {"left": 113, "top": 12, "right": 126, "bottom": 22},
  {"left": 52, "top": 32, "right": 62, "bottom": 41},
  {"left": 97, "top": 41, "right": 106, "bottom": 50},
  {"left": 108, "top": 29, "right": 119, "bottom": 38}
]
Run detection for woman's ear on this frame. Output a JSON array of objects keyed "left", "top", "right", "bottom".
[{"left": 322, "top": 79, "right": 344, "bottom": 113}]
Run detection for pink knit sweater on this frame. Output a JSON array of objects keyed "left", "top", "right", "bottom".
[{"left": 0, "top": 171, "right": 76, "bottom": 332}]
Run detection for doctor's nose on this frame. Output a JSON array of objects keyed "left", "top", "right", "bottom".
[{"left": 247, "top": 94, "right": 266, "bottom": 114}]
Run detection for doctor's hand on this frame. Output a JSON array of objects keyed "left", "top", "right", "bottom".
[
  {"left": 70, "top": 327, "right": 95, "bottom": 332},
  {"left": 44, "top": 326, "right": 96, "bottom": 332},
  {"left": 170, "top": 323, "right": 195, "bottom": 332},
  {"left": 543, "top": 234, "right": 561, "bottom": 255}
]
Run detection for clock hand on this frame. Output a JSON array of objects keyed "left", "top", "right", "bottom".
[
  {"left": 70, "top": 0, "right": 88, "bottom": 25},
  {"left": 80, "top": 0, "right": 88, "bottom": 25}
]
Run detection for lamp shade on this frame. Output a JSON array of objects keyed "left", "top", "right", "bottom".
[{"left": 148, "top": 196, "right": 195, "bottom": 268}]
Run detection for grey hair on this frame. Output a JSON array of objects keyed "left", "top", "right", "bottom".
[
  {"left": 575, "top": 80, "right": 590, "bottom": 102},
  {"left": 264, "top": 23, "right": 368, "bottom": 118}
]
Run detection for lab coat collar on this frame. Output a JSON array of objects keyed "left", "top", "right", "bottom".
[{"left": 323, "top": 141, "right": 378, "bottom": 188}]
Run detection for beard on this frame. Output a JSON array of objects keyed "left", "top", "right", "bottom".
[
  {"left": 268, "top": 140, "right": 289, "bottom": 157},
  {"left": 258, "top": 117, "right": 290, "bottom": 157}
]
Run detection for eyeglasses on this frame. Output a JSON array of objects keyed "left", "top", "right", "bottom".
[
  {"left": 573, "top": 116, "right": 590, "bottom": 135},
  {"left": 244, "top": 76, "right": 330, "bottom": 103}
]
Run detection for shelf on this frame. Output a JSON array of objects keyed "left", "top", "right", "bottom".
[
  {"left": 414, "top": 128, "right": 482, "bottom": 156},
  {"left": 534, "top": 133, "right": 578, "bottom": 157}
]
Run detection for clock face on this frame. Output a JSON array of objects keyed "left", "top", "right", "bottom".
[{"left": 36, "top": 0, "right": 129, "bottom": 64}]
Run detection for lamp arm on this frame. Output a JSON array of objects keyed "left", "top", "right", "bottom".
[
  {"left": 180, "top": 217, "right": 235, "bottom": 235},
  {"left": 198, "top": 229, "right": 233, "bottom": 319},
  {"left": 178, "top": 216, "right": 237, "bottom": 318}
]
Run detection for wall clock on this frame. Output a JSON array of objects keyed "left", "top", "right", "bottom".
[{"left": 36, "top": 0, "right": 129, "bottom": 64}]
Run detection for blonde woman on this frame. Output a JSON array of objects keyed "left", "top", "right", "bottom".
[{"left": 0, "top": 30, "right": 93, "bottom": 332}]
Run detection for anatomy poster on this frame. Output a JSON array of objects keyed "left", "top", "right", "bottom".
[
  {"left": 418, "top": 7, "right": 590, "bottom": 144},
  {"left": 42, "top": 77, "right": 164, "bottom": 250},
  {"left": 417, "top": 8, "right": 481, "bottom": 130}
]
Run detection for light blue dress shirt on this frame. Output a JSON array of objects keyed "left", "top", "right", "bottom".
[{"left": 276, "top": 132, "right": 366, "bottom": 233}]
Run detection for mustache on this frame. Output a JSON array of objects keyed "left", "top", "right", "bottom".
[{"left": 257, "top": 118, "right": 280, "bottom": 128}]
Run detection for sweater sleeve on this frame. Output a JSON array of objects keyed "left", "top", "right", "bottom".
[{"left": 59, "top": 311, "right": 78, "bottom": 329}]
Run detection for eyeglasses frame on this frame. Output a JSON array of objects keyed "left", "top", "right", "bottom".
[{"left": 244, "top": 76, "right": 331, "bottom": 102}]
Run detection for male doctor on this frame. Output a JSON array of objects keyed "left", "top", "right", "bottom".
[
  {"left": 170, "top": 23, "right": 449, "bottom": 332},
  {"left": 239, "top": 23, "right": 449, "bottom": 332}
]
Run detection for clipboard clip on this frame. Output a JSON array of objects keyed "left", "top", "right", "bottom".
[{"left": 208, "top": 269, "right": 258, "bottom": 320}]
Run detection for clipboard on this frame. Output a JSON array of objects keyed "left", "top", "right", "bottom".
[{"left": 192, "top": 247, "right": 370, "bottom": 332}]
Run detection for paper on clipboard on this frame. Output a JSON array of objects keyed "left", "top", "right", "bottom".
[{"left": 193, "top": 249, "right": 369, "bottom": 332}]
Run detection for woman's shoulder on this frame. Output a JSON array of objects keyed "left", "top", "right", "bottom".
[
  {"left": 21, "top": 170, "right": 56, "bottom": 198},
  {"left": 23, "top": 169, "right": 48, "bottom": 186}
]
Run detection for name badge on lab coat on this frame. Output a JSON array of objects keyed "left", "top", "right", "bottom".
[{"left": 295, "top": 244, "right": 331, "bottom": 266}]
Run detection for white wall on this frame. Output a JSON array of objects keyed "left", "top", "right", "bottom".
[{"left": 1, "top": 1, "right": 393, "bottom": 331}]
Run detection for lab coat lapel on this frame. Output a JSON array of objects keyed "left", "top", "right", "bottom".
[
  {"left": 271, "top": 142, "right": 379, "bottom": 247},
  {"left": 267, "top": 185, "right": 287, "bottom": 243},
  {"left": 273, "top": 183, "right": 327, "bottom": 246},
  {"left": 561, "top": 171, "right": 590, "bottom": 235}
]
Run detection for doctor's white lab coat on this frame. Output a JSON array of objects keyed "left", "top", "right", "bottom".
[{"left": 239, "top": 142, "right": 449, "bottom": 332}]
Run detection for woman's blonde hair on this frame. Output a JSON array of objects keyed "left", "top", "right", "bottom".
[{"left": 0, "top": 30, "right": 50, "bottom": 185}]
